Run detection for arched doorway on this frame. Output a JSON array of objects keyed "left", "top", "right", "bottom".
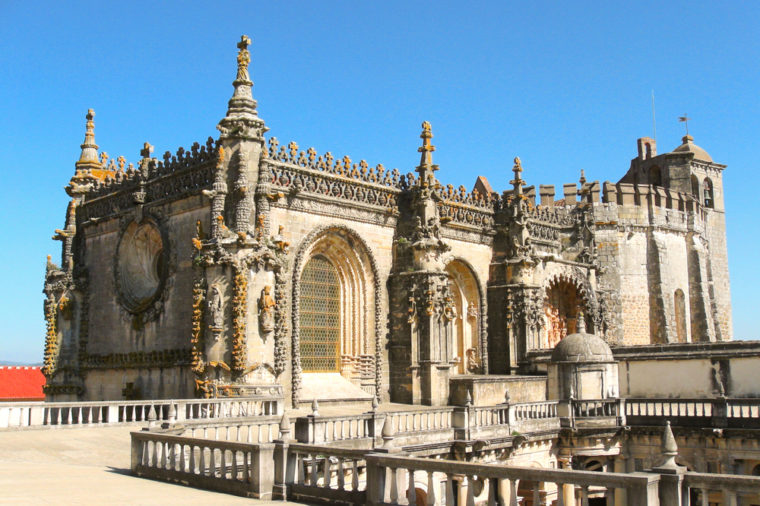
[
  {"left": 543, "top": 277, "right": 591, "bottom": 348},
  {"left": 445, "top": 260, "right": 482, "bottom": 374}
]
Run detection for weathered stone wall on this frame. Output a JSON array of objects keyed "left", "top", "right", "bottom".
[
  {"left": 80, "top": 195, "right": 207, "bottom": 400},
  {"left": 616, "top": 343, "right": 760, "bottom": 398}
]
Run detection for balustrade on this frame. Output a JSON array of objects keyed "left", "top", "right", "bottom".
[
  {"left": 0, "top": 396, "right": 282, "bottom": 430},
  {"left": 383, "top": 408, "right": 455, "bottom": 435},
  {"left": 365, "top": 453, "right": 658, "bottom": 506},
  {"left": 511, "top": 401, "right": 559, "bottom": 422},
  {"left": 573, "top": 399, "right": 619, "bottom": 418},
  {"left": 285, "top": 443, "right": 367, "bottom": 504},
  {"left": 131, "top": 431, "right": 274, "bottom": 498},
  {"left": 682, "top": 472, "right": 760, "bottom": 506}
]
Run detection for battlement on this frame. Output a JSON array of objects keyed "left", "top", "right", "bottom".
[{"left": 519, "top": 180, "right": 702, "bottom": 215}]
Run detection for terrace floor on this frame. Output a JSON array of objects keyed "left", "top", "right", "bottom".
[{"left": 0, "top": 425, "right": 298, "bottom": 505}]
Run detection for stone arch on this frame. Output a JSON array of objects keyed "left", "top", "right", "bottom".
[
  {"left": 443, "top": 257, "right": 488, "bottom": 374},
  {"left": 291, "top": 225, "right": 383, "bottom": 405},
  {"left": 540, "top": 268, "right": 596, "bottom": 349},
  {"left": 703, "top": 177, "right": 714, "bottom": 208},
  {"left": 690, "top": 174, "right": 700, "bottom": 202}
]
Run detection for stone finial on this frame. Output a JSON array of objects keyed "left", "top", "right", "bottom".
[
  {"left": 579, "top": 169, "right": 587, "bottom": 186},
  {"left": 659, "top": 421, "right": 679, "bottom": 469},
  {"left": 415, "top": 121, "right": 439, "bottom": 186},
  {"left": 311, "top": 398, "right": 319, "bottom": 417},
  {"left": 465, "top": 390, "right": 473, "bottom": 407},
  {"left": 381, "top": 416, "right": 395, "bottom": 448},
  {"left": 504, "top": 390, "right": 511, "bottom": 404},
  {"left": 235, "top": 35, "right": 252, "bottom": 83},
  {"left": 75, "top": 109, "right": 102, "bottom": 170},
  {"left": 140, "top": 142, "right": 154, "bottom": 159},
  {"left": 577, "top": 310, "right": 586, "bottom": 333},
  {"left": 168, "top": 403, "right": 177, "bottom": 422},
  {"left": 147, "top": 404, "right": 157, "bottom": 422},
  {"left": 510, "top": 156, "right": 525, "bottom": 196},
  {"left": 279, "top": 413, "right": 291, "bottom": 437},
  {"left": 372, "top": 395, "right": 379, "bottom": 411},
  {"left": 218, "top": 35, "right": 267, "bottom": 140}
]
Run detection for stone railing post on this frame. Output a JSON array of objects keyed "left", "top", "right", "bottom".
[
  {"left": 558, "top": 397, "right": 574, "bottom": 428},
  {"left": 273, "top": 414, "right": 292, "bottom": 500},
  {"left": 617, "top": 398, "right": 627, "bottom": 427},
  {"left": 107, "top": 404, "right": 119, "bottom": 424},
  {"left": 250, "top": 443, "right": 275, "bottom": 499},
  {"left": 365, "top": 454, "right": 386, "bottom": 506},
  {"left": 712, "top": 397, "right": 728, "bottom": 428},
  {"left": 174, "top": 401, "right": 186, "bottom": 422},
  {"left": 29, "top": 405, "right": 44, "bottom": 427},
  {"left": 367, "top": 419, "right": 406, "bottom": 505},
  {"left": 628, "top": 472, "right": 660, "bottom": 506},
  {"left": 130, "top": 434, "right": 144, "bottom": 471},
  {"left": 453, "top": 406, "right": 470, "bottom": 440}
]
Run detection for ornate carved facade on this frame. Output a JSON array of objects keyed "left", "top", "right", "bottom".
[{"left": 43, "top": 36, "right": 732, "bottom": 406}]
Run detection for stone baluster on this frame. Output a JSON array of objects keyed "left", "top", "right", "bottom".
[
  {"left": 407, "top": 468, "right": 416, "bottom": 504},
  {"left": 426, "top": 471, "right": 437, "bottom": 505}
]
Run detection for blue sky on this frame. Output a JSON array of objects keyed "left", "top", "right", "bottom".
[{"left": 1, "top": 1, "right": 758, "bottom": 362}]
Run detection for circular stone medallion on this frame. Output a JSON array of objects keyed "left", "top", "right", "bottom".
[{"left": 116, "top": 221, "right": 166, "bottom": 313}]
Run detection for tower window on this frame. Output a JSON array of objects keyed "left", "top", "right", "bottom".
[{"left": 703, "top": 178, "right": 714, "bottom": 208}]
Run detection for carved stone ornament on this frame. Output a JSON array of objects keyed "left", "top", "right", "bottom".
[
  {"left": 258, "top": 285, "right": 276, "bottom": 337},
  {"left": 207, "top": 284, "right": 224, "bottom": 334},
  {"left": 115, "top": 219, "right": 167, "bottom": 316}
]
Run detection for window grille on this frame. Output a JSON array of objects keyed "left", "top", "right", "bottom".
[{"left": 300, "top": 255, "right": 341, "bottom": 372}]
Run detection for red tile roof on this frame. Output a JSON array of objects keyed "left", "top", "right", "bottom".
[{"left": 0, "top": 366, "right": 46, "bottom": 401}]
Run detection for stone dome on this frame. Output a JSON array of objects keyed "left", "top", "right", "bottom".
[
  {"left": 551, "top": 332, "right": 614, "bottom": 363},
  {"left": 672, "top": 135, "right": 712, "bottom": 163}
]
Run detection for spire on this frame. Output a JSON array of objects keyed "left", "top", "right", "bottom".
[
  {"left": 510, "top": 156, "right": 525, "bottom": 196},
  {"left": 658, "top": 420, "right": 680, "bottom": 469},
  {"left": 415, "top": 121, "right": 439, "bottom": 186},
  {"left": 75, "top": 109, "right": 102, "bottom": 170},
  {"left": 218, "top": 35, "right": 267, "bottom": 140}
]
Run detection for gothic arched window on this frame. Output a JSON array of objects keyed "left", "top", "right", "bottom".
[{"left": 300, "top": 255, "right": 341, "bottom": 372}]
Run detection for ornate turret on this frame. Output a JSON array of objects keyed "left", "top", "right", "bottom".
[
  {"left": 217, "top": 35, "right": 268, "bottom": 141},
  {"left": 415, "top": 121, "right": 439, "bottom": 187},
  {"left": 76, "top": 109, "right": 100, "bottom": 170},
  {"left": 67, "top": 109, "right": 115, "bottom": 197},
  {"left": 510, "top": 156, "right": 525, "bottom": 197}
]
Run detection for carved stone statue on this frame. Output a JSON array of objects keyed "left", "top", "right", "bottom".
[
  {"left": 466, "top": 348, "right": 482, "bottom": 374},
  {"left": 467, "top": 301, "right": 479, "bottom": 320},
  {"left": 258, "top": 285, "right": 276, "bottom": 337},
  {"left": 207, "top": 285, "right": 224, "bottom": 333},
  {"left": 442, "top": 295, "right": 457, "bottom": 322}
]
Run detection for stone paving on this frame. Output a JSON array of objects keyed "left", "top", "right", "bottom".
[{"left": 0, "top": 426, "right": 298, "bottom": 505}]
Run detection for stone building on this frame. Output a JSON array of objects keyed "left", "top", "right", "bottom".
[{"left": 42, "top": 36, "right": 732, "bottom": 409}]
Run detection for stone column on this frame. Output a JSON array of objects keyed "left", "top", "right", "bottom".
[
  {"left": 614, "top": 454, "right": 628, "bottom": 505},
  {"left": 557, "top": 456, "right": 576, "bottom": 506}
]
